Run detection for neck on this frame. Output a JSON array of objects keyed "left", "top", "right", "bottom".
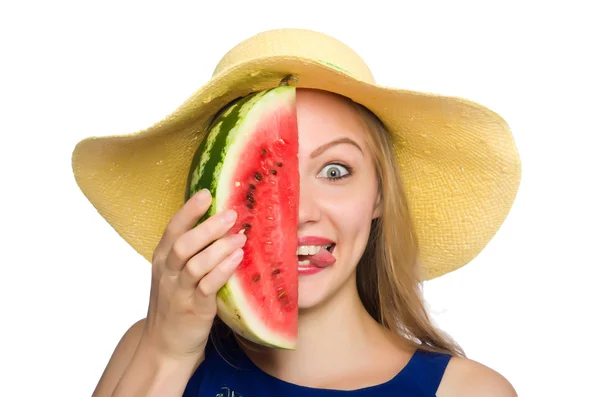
[
  {"left": 244, "top": 274, "right": 391, "bottom": 381},
  {"left": 295, "top": 279, "right": 375, "bottom": 353}
]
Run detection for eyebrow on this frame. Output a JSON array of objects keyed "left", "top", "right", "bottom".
[{"left": 310, "top": 137, "right": 364, "bottom": 158}]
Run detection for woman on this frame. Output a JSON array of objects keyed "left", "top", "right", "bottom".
[{"left": 73, "top": 29, "right": 521, "bottom": 396}]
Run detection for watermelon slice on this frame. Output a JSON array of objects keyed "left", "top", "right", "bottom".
[{"left": 186, "top": 86, "right": 299, "bottom": 349}]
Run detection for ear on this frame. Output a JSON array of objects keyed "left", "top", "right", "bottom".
[{"left": 372, "top": 192, "right": 383, "bottom": 219}]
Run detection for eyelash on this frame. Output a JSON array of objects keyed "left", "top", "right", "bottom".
[{"left": 318, "top": 163, "right": 354, "bottom": 182}]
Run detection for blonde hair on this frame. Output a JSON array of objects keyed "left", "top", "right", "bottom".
[
  {"left": 209, "top": 91, "right": 465, "bottom": 359},
  {"left": 348, "top": 100, "right": 465, "bottom": 357}
]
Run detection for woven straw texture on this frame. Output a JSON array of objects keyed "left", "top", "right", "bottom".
[{"left": 71, "top": 28, "right": 521, "bottom": 280}]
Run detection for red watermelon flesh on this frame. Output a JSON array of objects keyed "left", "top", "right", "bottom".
[{"left": 186, "top": 86, "right": 299, "bottom": 349}]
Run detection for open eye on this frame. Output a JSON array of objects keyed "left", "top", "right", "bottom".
[{"left": 317, "top": 163, "right": 351, "bottom": 181}]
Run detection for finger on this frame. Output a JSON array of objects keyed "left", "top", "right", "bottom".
[
  {"left": 196, "top": 248, "right": 244, "bottom": 297},
  {"left": 165, "top": 209, "right": 238, "bottom": 272},
  {"left": 155, "top": 189, "right": 212, "bottom": 261},
  {"left": 178, "top": 233, "right": 247, "bottom": 290}
]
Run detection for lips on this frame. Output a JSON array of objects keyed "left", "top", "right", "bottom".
[
  {"left": 297, "top": 236, "right": 336, "bottom": 269},
  {"left": 297, "top": 236, "right": 334, "bottom": 246}
]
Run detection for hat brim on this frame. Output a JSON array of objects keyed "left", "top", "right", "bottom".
[{"left": 71, "top": 55, "right": 521, "bottom": 280}]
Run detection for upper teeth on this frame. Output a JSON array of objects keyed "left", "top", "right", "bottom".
[{"left": 296, "top": 245, "right": 331, "bottom": 255}]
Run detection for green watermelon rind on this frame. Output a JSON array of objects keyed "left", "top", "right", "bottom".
[
  {"left": 186, "top": 85, "right": 297, "bottom": 349},
  {"left": 187, "top": 89, "right": 271, "bottom": 218}
]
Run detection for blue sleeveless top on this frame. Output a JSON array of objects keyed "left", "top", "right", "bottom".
[{"left": 182, "top": 334, "right": 452, "bottom": 397}]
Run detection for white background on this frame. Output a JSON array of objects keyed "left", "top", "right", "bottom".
[{"left": 1, "top": 1, "right": 598, "bottom": 396}]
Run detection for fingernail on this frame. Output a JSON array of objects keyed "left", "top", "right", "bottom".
[
  {"left": 221, "top": 210, "right": 237, "bottom": 224},
  {"left": 196, "top": 188, "right": 210, "bottom": 202},
  {"left": 223, "top": 248, "right": 244, "bottom": 271},
  {"left": 230, "top": 248, "right": 244, "bottom": 263},
  {"left": 231, "top": 233, "right": 247, "bottom": 245}
]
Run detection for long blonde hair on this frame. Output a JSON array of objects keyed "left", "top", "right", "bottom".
[
  {"left": 349, "top": 99, "right": 465, "bottom": 357},
  {"left": 210, "top": 91, "right": 465, "bottom": 359}
]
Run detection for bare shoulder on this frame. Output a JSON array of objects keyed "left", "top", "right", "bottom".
[
  {"left": 92, "top": 318, "right": 146, "bottom": 397},
  {"left": 436, "top": 355, "right": 517, "bottom": 397}
]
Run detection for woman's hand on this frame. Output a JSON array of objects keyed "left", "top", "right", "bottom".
[
  {"left": 94, "top": 189, "right": 245, "bottom": 397},
  {"left": 141, "top": 188, "right": 246, "bottom": 360}
]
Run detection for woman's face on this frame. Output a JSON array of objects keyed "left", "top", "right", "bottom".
[{"left": 295, "top": 89, "right": 381, "bottom": 310}]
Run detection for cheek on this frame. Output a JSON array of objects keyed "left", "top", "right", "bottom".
[
  {"left": 319, "top": 183, "right": 377, "bottom": 243},
  {"left": 319, "top": 173, "right": 379, "bottom": 223}
]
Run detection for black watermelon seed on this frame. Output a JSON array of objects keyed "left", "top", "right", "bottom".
[
  {"left": 270, "top": 169, "right": 277, "bottom": 175},
  {"left": 272, "top": 269, "right": 280, "bottom": 275},
  {"left": 261, "top": 148, "right": 267, "bottom": 155},
  {"left": 249, "top": 184, "right": 256, "bottom": 190},
  {"left": 254, "top": 173, "right": 262, "bottom": 181},
  {"left": 242, "top": 223, "right": 251, "bottom": 228},
  {"left": 246, "top": 194, "right": 255, "bottom": 203},
  {"left": 252, "top": 274, "right": 260, "bottom": 282},
  {"left": 276, "top": 162, "right": 283, "bottom": 167},
  {"left": 246, "top": 203, "right": 253, "bottom": 209}
]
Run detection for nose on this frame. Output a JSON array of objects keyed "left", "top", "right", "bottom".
[{"left": 297, "top": 178, "right": 321, "bottom": 226}]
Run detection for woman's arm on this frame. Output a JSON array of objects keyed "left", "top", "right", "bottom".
[{"left": 91, "top": 318, "right": 204, "bottom": 397}]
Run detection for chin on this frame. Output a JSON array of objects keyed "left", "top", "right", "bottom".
[
  {"left": 296, "top": 264, "right": 358, "bottom": 311},
  {"left": 296, "top": 268, "right": 336, "bottom": 310}
]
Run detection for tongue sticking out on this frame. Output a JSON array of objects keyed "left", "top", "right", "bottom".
[{"left": 298, "top": 247, "right": 336, "bottom": 268}]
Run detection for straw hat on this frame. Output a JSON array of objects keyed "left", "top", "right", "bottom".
[{"left": 71, "top": 28, "right": 521, "bottom": 280}]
